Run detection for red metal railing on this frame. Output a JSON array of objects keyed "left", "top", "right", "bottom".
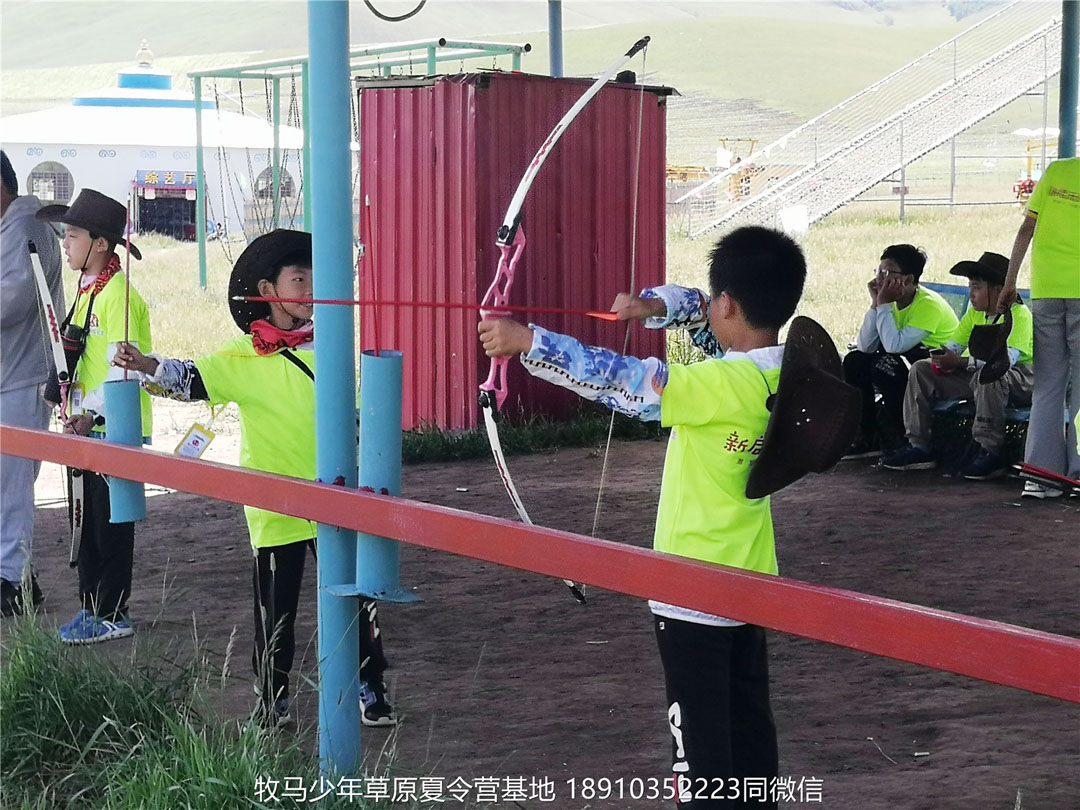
[{"left": 3, "top": 424, "right": 1077, "bottom": 703}]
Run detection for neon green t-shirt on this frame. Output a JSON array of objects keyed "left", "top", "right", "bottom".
[
  {"left": 1026, "top": 157, "right": 1080, "bottom": 299},
  {"left": 70, "top": 272, "right": 153, "bottom": 437},
  {"left": 891, "top": 286, "right": 959, "bottom": 349},
  {"left": 195, "top": 336, "right": 317, "bottom": 548},
  {"left": 952, "top": 300, "right": 1033, "bottom": 365},
  {"left": 656, "top": 356, "right": 780, "bottom": 575}
]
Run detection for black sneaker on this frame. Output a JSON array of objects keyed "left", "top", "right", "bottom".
[
  {"left": 882, "top": 445, "right": 937, "bottom": 471},
  {"left": 0, "top": 579, "right": 22, "bottom": 617},
  {"left": 270, "top": 697, "right": 292, "bottom": 727},
  {"left": 255, "top": 694, "right": 292, "bottom": 729},
  {"left": 359, "top": 680, "right": 397, "bottom": 727},
  {"left": 962, "top": 449, "right": 1007, "bottom": 481}
]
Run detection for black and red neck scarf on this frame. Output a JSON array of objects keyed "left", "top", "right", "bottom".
[
  {"left": 249, "top": 319, "right": 314, "bottom": 356},
  {"left": 79, "top": 253, "right": 122, "bottom": 295}
]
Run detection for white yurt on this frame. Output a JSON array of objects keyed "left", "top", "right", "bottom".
[{"left": 1, "top": 41, "right": 304, "bottom": 241}]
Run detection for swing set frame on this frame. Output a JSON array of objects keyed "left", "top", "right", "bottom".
[{"left": 187, "top": 37, "right": 532, "bottom": 288}]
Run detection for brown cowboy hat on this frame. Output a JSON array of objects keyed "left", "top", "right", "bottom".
[
  {"left": 968, "top": 307, "right": 1012, "bottom": 384},
  {"left": 36, "top": 188, "right": 140, "bottom": 259},
  {"left": 745, "top": 317, "right": 862, "bottom": 499},
  {"left": 948, "top": 251, "right": 1008, "bottom": 286},
  {"left": 228, "top": 229, "right": 312, "bottom": 332}
]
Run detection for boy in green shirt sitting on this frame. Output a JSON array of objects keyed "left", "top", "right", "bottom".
[
  {"left": 113, "top": 230, "right": 394, "bottom": 728},
  {"left": 884, "top": 252, "right": 1033, "bottom": 479},
  {"left": 479, "top": 226, "right": 817, "bottom": 809},
  {"left": 842, "top": 244, "right": 959, "bottom": 458}
]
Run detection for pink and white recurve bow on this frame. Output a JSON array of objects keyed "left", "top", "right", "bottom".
[{"left": 478, "top": 37, "right": 650, "bottom": 604}]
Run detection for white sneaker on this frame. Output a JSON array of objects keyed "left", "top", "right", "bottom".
[{"left": 1021, "top": 481, "right": 1063, "bottom": 499}]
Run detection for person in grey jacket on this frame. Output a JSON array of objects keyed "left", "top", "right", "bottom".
[{"left": 0, "top": 149, "right": 65, "bottom": 615}]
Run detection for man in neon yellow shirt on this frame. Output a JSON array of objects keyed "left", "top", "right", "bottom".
[
  {"left": 842, "top": 244, "right": 959, "bottom": 458},
  {"left": 35, "top": 189, "right": 151, "bottom": 645},
  {"left": 480, "top": 226, "right": 811, "bottom": 810},
  {"left": 114, "top": 231, "right": 394, "bottom": 729},
  {"left": 885, "top": 252, "right": 1033, "bottom": 479},
  {"left": 1000, "top": 156, "right": 1079, "bottom": 498}
]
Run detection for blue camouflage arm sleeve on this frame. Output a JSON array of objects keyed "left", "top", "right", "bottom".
[
  {"left": 143, "top": 356, "right": 209, "bottom": 401},
  {"left": 640, "top": 284, "right": 722, "bottom": 357},
  {"left": 521, "top": 325, "right": 666, "bottom": 421}
]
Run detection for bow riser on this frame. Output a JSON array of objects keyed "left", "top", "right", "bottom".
[{"left": 479, "top": 231, "right": 526, "bottom": 411}]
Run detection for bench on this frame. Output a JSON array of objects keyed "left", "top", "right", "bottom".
[
  {"left": 920, "top": 281, "right": 1032, "bottom": 424},
  {"left": 920, "top": 280, "right": 1030, "bottom": 319}
]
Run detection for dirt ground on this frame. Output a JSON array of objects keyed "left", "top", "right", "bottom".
[{"left": 17, "top": 404, "right": 1080, "bottom": 809}]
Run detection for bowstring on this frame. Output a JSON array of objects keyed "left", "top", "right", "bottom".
[{"left": 590, "top": 43, "right": 648, "bottom": 542}]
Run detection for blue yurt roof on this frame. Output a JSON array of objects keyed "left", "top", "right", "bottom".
[
  {"left": 0, "top": 40, "right": 303, "bottom": 150},
  {"left": 72, "top": 66, "right": 211, "bottom": 110}
]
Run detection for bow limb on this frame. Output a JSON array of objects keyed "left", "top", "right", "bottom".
[
  {"left": 494, "top": 36, "right": 650, "bottom": 248},
  {"left": 29, "top": 241, "right": 70, "bottom": 421},
  {"left": 29, "top": 240, "right": 84, "bottom": 565}
]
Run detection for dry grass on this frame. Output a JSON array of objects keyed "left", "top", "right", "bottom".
[{"left": 666, "top": 203, "right": 1030, "bottom": 347}]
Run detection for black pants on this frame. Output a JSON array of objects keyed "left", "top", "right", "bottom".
[
  {"left": 842, "top": 346, "right": 930, "bottom": 450},
  {"left": 654, "top": 616, "right": 777, "bottom": 809},
  {"left": 252, "top": 539, "right": 387, "bottom": 706},
  {"left": 69, "top": 469, "right": 134, "bottom": 621}
]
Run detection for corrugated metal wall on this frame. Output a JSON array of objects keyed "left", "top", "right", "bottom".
[{"left": 358, "top": 72, "right": 668, "bottom": 429}]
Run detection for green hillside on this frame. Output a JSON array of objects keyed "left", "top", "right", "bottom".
[
  {"left": 0, "top": 1, "right": 983, "bottom": 72},
  {"left": 542, "top": 15, "right": 962, "bottom": 118},
  {"left": 2, "top": 3, "right": 971, "bottom": 125},
  {"left": 2, "top": 0, "right": 1044, "bottom": 172}
]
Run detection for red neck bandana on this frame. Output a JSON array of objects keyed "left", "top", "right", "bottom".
[
  {"left": 249, "top": 319, "right": 314, "bottom": 356},
  {"left": 79, "top": 253, "right": 122, "bottom": 294}
]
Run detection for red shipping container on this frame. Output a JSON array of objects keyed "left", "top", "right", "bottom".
[{"left": 357, "top": 71, "right": 670, "bottom": 429}]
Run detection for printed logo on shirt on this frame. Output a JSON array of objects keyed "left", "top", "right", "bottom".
[
  {"left": 724, "top": 430, "right": 765, "bottom": 463},
  {"left": 1048, "top": 187, "right": 1080, "bottom": 204}
]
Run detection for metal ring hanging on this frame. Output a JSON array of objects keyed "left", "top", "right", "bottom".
[{"left": 363, "top": 0, "right": 426, "bottom": 22}]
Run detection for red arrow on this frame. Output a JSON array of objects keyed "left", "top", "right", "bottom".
[{"left": 234, "top": 295, "right": 621, "bottom": 321}]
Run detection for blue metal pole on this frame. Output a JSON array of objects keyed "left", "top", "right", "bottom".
[
  {"left": 353, "top": 351, "right": 420, "bottom": 603},
  {"left": 1060, "top": 0, "right": 1078, "bottom": 158},
  {"left": 103, "top": 380, "right": 146, "bottom": 523},
  {"left": 548, "top": 0, "right": 563, "bottom": 78},
  {"left": 308, "top": 0, "right": 361, "bottom": 775},
  {"left": 272, "top": 76, "right": 282, "bottom": 229},
  {"left": 194, "top": 77, "right": 208, "bottom": 289}
]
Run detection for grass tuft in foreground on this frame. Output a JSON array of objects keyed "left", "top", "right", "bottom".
[{"left": 0, "top": 614, "right": 436, "bottom": 809}]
